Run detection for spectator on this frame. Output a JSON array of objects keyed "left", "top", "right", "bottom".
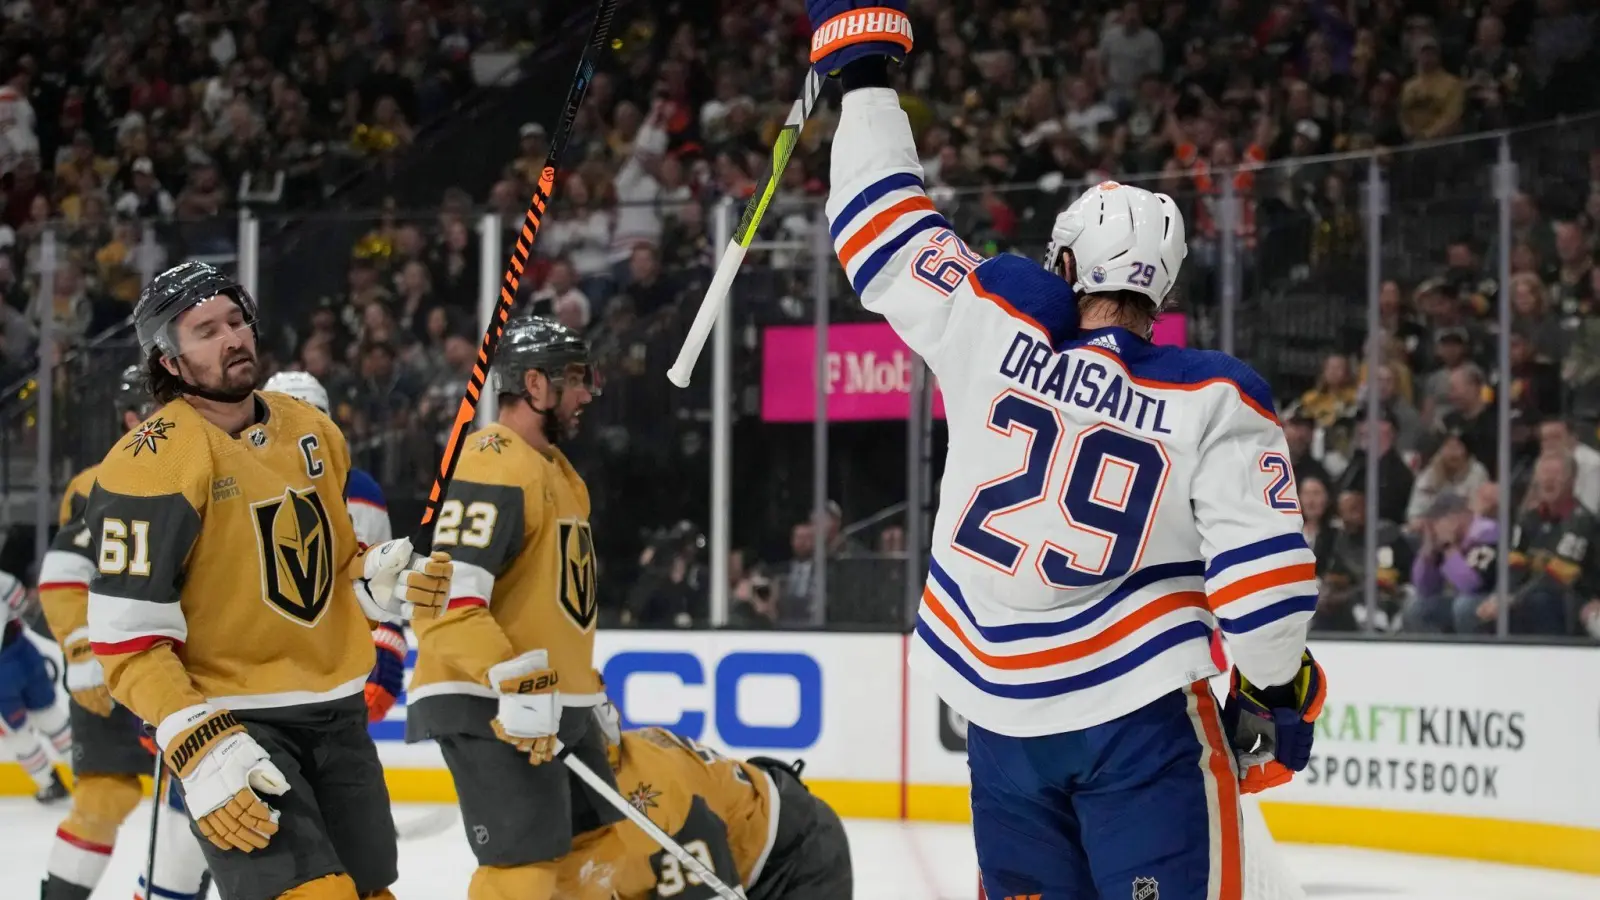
[
  {"left": 1447, "top": 364, "right": 1500, "bottom": 470},
  {"left": 1400, "top": 35, "right": 1465, "bottom": 141},
  {"left": 1538, "top": 417, "right": 1600, "bottom": 513},
  {"left": 778, "top": 521, "right": 822, "bottom": 627},
  {"left": 1359, "top": 362, "right": 1424, "bottom": 455},
  {"left": 348, "top": 339, "right": 420, "bottom": 440},
  {"left": 174, "top": 160, "right": 230, "bottom": 219},
  {"left": 1406, "top": 424, "right": 1491, "bottom": 530},
  {"left": 1547, "top": 220, "right": 1593, "bottom": 316},
  {"left": 610, "top": 100, "right": 669, "bottom": 269},
  {"left": 1298, "top": 352, "right": 1359, "bottom": 429},
  {"left": 623, "top": 521, "right": 707, "bottom": 628},
  {"left": 1314, "top": 484, "right": 1412, "bottom": 632},
  {"left": 613, "top": 244, "right": 675, "bottom": 319},
  {"left": 530, "top": 258, "right": 591, "bottom": 323},
  {"left": 1509, "top": 272, "right": 1565, "bottom": 360},
  {"left": 1419, "top": 327, "right": 1473, "bottom": 427},
  {"left": 1379, "top": 279, "right": 1430, "bottom": 372},
  {"left": 1299, "top": 474, "right": 1334, "bottom": 554},
  {"left": 1099, "top": 3, "right": 1164, "bottom": 108},
  {"left": 512, "top": 122, "right": 548, "bottom": 186},
  {"left": 1483, "top": 453, "right": 1600, "bottom": 635},
  {"left": 1462, "top": 13, "right": 1523, "bottom": 129},
  {"left": 1406, "top": 492, "right": 1499, "bottom": 633},
  {"left": 1284, "top": 409, "right": 1331, "bottom": 489},
  {"left": 114, "top": 157, "right": 174, "bottom": 219},
  {"left": 1339, "top": 411, "right": 1416, "bottom": 527},
  {"left": 540, "top": 172, "right": 613, "bottom": 297},
  {"left": 1505, "top": 326, "right": 1562, "bottom": 420}
]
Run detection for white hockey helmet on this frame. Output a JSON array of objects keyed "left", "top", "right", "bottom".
[
  {"left": 1044, "top": 180, "right": 1187, "bottom": 308},
  {"left": 264, "top": 370, "right": 330, "bottom": 414}
]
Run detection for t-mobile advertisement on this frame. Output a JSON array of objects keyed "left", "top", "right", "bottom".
[{"left": 761, "top": 315, "right": 1188, "bottom": 422}]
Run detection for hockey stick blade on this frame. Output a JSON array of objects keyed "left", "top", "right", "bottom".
[
  {"left": 417, "top": 0, "right": 620, "bottom": 541},
  {"left": 562, "top": 751, "right": 745, "bottom": 899},
  {"left": 666, "top": 68, "right": 824, "bottom": 388}
]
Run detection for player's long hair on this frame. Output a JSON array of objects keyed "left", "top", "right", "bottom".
[
  {"left": 1059, "top": 249, "right": 1162, "bottom": 337},
  {"left": 144, "top": 347, "right": 185, "bottom": 405}
]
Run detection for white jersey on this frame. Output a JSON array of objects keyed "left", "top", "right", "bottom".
[
  {"left": 346, "top": 466, "right": 393, "bottom": 548},
  {"left": 826, "top": 88, "right": 1315, "bottom": 737}
]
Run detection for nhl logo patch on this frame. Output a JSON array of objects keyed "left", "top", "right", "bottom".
[
  {"left": 248, "top": 427, "right": 268, "bottom": 447},
  {"left": 1132, "top": 876, "right": 1159, "bottom": 900},
  {"left": 1090, "top": 265, "right": 1107, "bottom": 284}
]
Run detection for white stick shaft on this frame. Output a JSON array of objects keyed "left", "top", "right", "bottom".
[
  {"left": 563, "top": 753, "right": 744, "bottom": 900},
  {"left": 667, "top": 239, "right": 747, "bottom": 387}
]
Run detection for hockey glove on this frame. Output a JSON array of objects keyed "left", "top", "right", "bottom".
[
  {"left": 156, "top": 704, "right": 289, "bottom": 853},
  {"left": 365, "top": 622, "right": 407, "bottom": 723},
  {"left": 353, "top": 538, "right": 451, "bottom": 622},
  {"left": 488, "top": 649, "right": 561, "bottom": 766},
  {"left": 62, "top": 627, "right": 114, "bottom": 717},
  {"left": 1222, "top": 649, "right": 1326, "bottom": 794},
  {"left": 807, "top": 1, "right": 913, "bottom": 76}
]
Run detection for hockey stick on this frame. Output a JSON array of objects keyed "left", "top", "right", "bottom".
[
  {"left": 417, "top": 0, "right": 620, "bottom": 538},
  {"left": 666, "top": 68, "right": 825, "bottom": 388},
  {"left": 142, "top": 754, "right": 164, "bottom": 900},
  {"left": 562, "top": 751, "right": 745, "bottom": 900}
]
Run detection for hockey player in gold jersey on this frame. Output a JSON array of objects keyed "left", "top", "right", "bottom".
[
  {"left": 83, "top": 261, "right": 452, "bottom": 900},
  {"left": 407, "top": 314, "right": 621, "bottom": 900},
  {"left": 552, "top": 716, "right": 853, "bottom": 900},
  {"left": 37, "top": 365, "right": 211, "bottom": 900}
]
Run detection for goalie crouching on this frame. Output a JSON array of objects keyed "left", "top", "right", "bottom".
[{"left": 553, "top": 706, "right": 852, "bottom": 900}]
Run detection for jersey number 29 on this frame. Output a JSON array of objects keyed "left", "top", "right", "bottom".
[{"left": 952, "top": 391, "right": 1169, "bottom": 588}]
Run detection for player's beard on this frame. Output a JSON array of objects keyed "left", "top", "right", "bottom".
[{"left": 185, "top": 348, "right": 258, "bottom": 403}]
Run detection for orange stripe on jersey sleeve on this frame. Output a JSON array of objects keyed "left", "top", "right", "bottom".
[
  {"left": 837, "top": 195, "right": 936, "bottom": 268},
  {"left": 1206, "top": 563, "right": 1316, "bottom": 610}
]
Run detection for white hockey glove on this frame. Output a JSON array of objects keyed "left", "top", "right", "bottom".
[
  {"left": 488, "top": 649, "right": 562, "bottom": 765},
  {"left": 352, "top": 538, "right": 451, "bottom": 621},
  {"left": 156, "top": 704, "right": 289, "bottom": 853},
  {"left": 62, "top": 627, "right": 114, "bottom": 717}
]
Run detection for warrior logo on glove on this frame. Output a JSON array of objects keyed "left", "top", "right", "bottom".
[{"left": 250, "top": 486, "right": 336, "bottom": 626}]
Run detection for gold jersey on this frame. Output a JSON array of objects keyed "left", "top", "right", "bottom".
[
  {"left": 84, "top": 393, "right": 373, "bottom": 728},
  {"left": 38, "top": 465, "right": 102, "bottom": 644},
  {"left": 407, "top": 423, "right": 601, "bottom": 738},
  {"left": 555, "top": 728, "right": 778, "bottom": 900}
]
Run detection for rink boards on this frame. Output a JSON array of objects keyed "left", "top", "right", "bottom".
[{"left": 4, "top": 631, "right": 1597, "bottom": 873}]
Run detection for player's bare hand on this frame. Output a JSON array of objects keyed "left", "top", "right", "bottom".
[{"left": 63, "top": 632, "right": 114, "bottom": 717}]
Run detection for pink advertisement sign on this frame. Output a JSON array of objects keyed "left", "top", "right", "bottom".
[{"left": 761, "top": 314, "right": 1187, "bottom": 423}]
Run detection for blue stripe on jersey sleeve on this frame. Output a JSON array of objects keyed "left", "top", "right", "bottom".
[
  {"left": 969, "top": 255, "right": 1079, "bottom": 349},
  {"left": 1118, "top": 341, "right": 1279, "bottom": 418},
  {"left": 1218, "top": 594, "right": 1318, "bottom": 633},
  {"left": 346, "top": 467, "right": 387, "bottom": 509},
  {"left": 851, "top": 212, "right": 952, "bottom": 294},
  {"left": 1205, "top": 533, "right": 1310, "bottom": 580},
  {"left": 829, "top": 172, "right": 925, "bottom": 240}
]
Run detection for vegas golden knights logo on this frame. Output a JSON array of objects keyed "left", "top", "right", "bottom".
[
  {"left": 251, "top": 487, "right": 336, "bottom": 626},
  {"left": 557, "top": 518, "right": 597, "bottom": 631}
]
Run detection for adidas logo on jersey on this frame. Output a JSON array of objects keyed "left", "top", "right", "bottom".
[{"left": 1087, "top": 333, "right": 1120, "bottom": 352}]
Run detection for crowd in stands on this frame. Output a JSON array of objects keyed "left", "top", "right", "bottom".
[{"left": 7, "top": 0, "right": 1600, "bottom": 639}]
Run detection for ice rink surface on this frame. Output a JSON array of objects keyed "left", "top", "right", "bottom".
[{"left": 2, "top": 799, "right": 1597, "bottom": 899}]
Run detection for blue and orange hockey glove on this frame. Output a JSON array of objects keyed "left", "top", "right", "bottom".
[
  {"left": 365, "top": 623, "right": 407, "bottom": 724},
  {"left": 1221, "top": 648, "right": 1327, "bottom": 793},
  {"left": 807, "top": 1, "right": 913, "bottom": 76}
]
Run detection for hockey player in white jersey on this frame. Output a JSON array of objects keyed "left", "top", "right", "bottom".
[
  {"left": 0, "top": 569, "right": 70, "bottom": 804},
  {"left": 807, "top": 3, "right": 1329, "bottom": 898},
  {"left": 263, "top": 370, "right": 407, "bottom": 724}
]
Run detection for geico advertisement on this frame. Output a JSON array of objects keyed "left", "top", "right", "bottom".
[
  {"left": 372, "top": 630, "right": 905, "bottom": 782},
  {"left": 1271, "top": 641, "right": 1600, "bottom": 827}
]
